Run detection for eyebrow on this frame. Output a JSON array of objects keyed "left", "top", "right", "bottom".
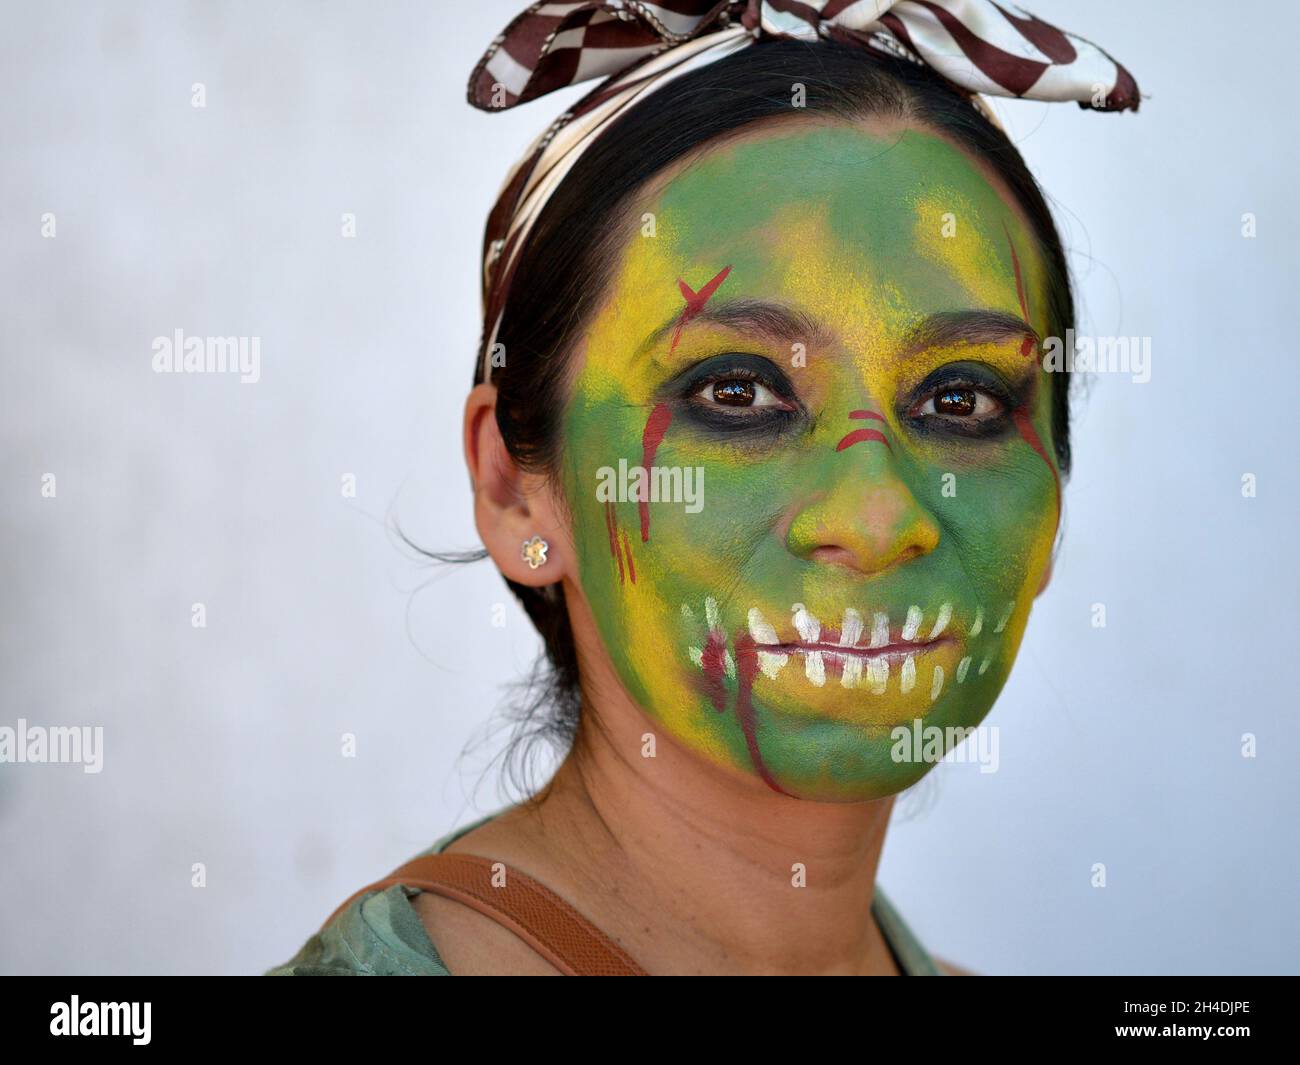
[
  {"left": 636, "top": 302, "right": 1038, "bottom": 361},
  {"left": 898, "top": 310, "right": 1040, "bottom": 361},
  {"left": 636, "top": 297, "right": 834, "bottom": 358}
]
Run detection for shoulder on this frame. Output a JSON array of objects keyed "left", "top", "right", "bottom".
[
  {"left": 264, "top": 882, "right": 452, "bottom": 976},
  {"left": 264, "top": 809, "right": 517, "bottom": 977},
  {"left": 407, "top": 805, "right": 567, "bottom": 974},
  {"left": 933, "top": 956, "right": 978, "bottom": 976}
]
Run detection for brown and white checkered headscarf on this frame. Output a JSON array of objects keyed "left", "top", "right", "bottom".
[{"left": 469, "top": 0, "right": 1140, "bottom": 381}]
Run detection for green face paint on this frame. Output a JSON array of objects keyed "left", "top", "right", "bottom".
[{"left": 560, "top": 121, "right": 1060, "bottom": 801}]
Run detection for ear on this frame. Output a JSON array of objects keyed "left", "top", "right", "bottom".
[{"left": 463, "top": 382, "right": 571, "bottom": 588}]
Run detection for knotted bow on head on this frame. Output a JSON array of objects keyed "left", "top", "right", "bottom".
[
  {"left": 470, "top": 0, "right": 1138, "bottom": 113},
  {"left": 469, "top": 0, "right": 1140, "bottom": 382}
]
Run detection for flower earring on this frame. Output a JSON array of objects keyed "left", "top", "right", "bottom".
[{"left": 521, "top": 534, "right": 549, "bottom": 570}]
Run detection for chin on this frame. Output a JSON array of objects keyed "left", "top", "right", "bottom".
[{"left": 671, "top": 657, "right": 1008, "bottom": 802}]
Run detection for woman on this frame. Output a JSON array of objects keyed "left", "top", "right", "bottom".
[{"left": 269, "top": 0, "right": 1138, "bottom": 976}]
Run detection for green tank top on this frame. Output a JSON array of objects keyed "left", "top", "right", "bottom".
[{"left": 265, "top": 804, "right": 945, "bottom": 976}]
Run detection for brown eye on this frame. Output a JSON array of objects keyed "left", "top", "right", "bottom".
[
  {"left": 713, "top": 380, "right": 756, "bottom": 406},
  {"left": 913, "top": 385, "right": 1001, "bottom": 420},
  {"left": 935, "top": 387, "right": 977, "bottom": 415},
  {"left": 687, "top": 368, "right": 794, "bottom": 417}
]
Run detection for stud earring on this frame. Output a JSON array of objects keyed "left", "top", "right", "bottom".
[{"left": 521, "top": 534, "right": 549, "bottom": 570}]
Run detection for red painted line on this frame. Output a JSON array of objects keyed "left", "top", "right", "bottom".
[
  {"left": 605, "top": 500, "right": 625, "bottom": 584},
  {"left": 700, "top": 629, "right": 728, "bottom": 713},
  {"left": 1003, "top": 222, "right": 1037, "bottom": 359},
  {"left": 639, "top": 402, "right": 673, "bottom": 542},
  {"left": 733, "top": 632, "right": 793, "bottom": 797},
  {"left": 669, "top": 265, "right": 732, "bottom": 352},
  {"left": 849, "top": 409, "right": 886, "bottom": 422},
  {"left": 621, "top": 528, "right": 636, "bottom": 584},
  {"left": 1012, "top": 406, "right": 1061, "bottom": 530},
  {"left": 1004, "top": 226, "right": 1057, "bottom": 521},
  {"left": 835, "top": 428, "right": 892, "bottom": 453}
]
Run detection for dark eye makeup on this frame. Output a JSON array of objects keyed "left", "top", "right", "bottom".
[
  {"left": 900, "top": 360, "right": 1031, "bottom": 440},
  {"left": 660, "top": 353, "right": 1034, "bottom": 444},
  {"left": 664, "top": 353, "right": 804, "bottom": 440}
]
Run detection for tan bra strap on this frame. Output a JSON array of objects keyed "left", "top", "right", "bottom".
[{"left": 323, "top": 851, "right": 647, "bottom": 976}]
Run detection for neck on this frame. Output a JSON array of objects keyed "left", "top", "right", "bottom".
[{"left": 526, "top": 683, "right": 902, "bottom": 975}]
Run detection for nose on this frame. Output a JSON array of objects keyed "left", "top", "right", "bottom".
[{"left": 785, "top": 412, "right": 940, "bottom": 576}]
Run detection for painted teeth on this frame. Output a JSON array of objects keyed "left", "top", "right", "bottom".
[
  {"left": 839, "top": 608, "right": 864, "bottom": 648},
  {"left": 901, "top": 606, "right": 923, "bottom": 641},
  {"left": 867, "top": 655, "right": 889, "bottom": 694},
  {"left": 839, "top": 608, "right": 864, "bottom": 689},
  {"left": 790, "top": 603, "right": 825, "bottom": 684},
  {"left": 748, "top": 607, "right": 789, "bottom": 679},
  {"left": 791, "top": 602, "right": 821, "bottom": 643},
  {"left": 840, "top": 654, "right": 863, "bottom": 689},
  {"left": 747, "top": 607, "right": 779, "bottom": 645},
  {"left": 805, "top": 651, "right": 825, "bottom": 686},
  {"left": 757, "top": 651, "right": 788, "bottom": 679},
  {"left": 869, "top": 612, "right": 890, "bottom": 648},
  {"left": 928, "top": 602, "right": 951, "bottom": 640},
  {"left": 687, "top": 598, "right": 1001, "bottom": 695}
]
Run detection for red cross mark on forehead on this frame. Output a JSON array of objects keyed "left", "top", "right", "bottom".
[{"left": 669, "top": 265, "right": 732, "bottom": 352}]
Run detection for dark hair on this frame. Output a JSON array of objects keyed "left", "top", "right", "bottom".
[{"left": 455, "top": 37, "right": 1074, "bottom": 798}]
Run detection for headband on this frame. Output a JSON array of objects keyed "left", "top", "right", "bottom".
[{"left": 468, "top": 0, "right": 1140, "bottom": 383}]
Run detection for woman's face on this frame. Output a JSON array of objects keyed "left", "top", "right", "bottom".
[{"left": 558, "top": 120, "right": 1060, "bottom": 802}]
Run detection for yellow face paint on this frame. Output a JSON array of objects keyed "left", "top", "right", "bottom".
[{"left": 561, "top": 121, "right": 1060, "bottom": 801}]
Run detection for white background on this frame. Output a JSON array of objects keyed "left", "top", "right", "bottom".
[{"left": 1, "top": 0, "right": 1295, "bottom": 975}]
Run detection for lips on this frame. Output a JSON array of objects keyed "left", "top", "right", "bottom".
[
  {"left": 742, "top": 602, "right": 952, "bottom": 689},
  {"left": 768, "top": 637, "right": 954, "bottom": 659},
  {"left": 685, "top": 596, "right": 1016, "bottom": 715},
  {"left": 780, "top": 599, "right": 951, "bottom": 650}
]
